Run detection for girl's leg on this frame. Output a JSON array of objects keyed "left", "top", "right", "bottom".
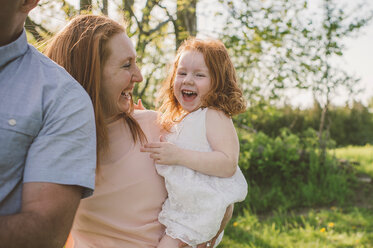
[{"left": 157, "top": 234, "right": 182, "bottom": 248}]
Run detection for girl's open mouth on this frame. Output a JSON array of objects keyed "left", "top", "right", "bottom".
[{"left": 182, "top": 90, "right": 197, "bottom": 101}]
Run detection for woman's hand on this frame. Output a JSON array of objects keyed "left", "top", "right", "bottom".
[
  {"left": 178, "top": 241, "right": 214, "bottom": 248},
  {"left": 134, "top": 99, "right": 145, "bottom": 110},
  {"left": 140, "top": 136, "right": 181, "bottom": 165},
  {"left": 178, "top": 237, "right": 217, "bottom": 248}
]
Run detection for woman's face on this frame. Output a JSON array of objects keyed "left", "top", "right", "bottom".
[
  {"left": 101, "top": 32, "right": 143, "bottom": 119},
  {"left": 173, "top": 50, "right": 211, "bottom": 113}
]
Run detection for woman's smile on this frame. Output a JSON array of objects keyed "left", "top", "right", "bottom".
[{"left": 101, "top": 32, "right": 143, "bottom": 119}]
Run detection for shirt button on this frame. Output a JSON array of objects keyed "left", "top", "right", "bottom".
[{"left": 8, "top": 119, "right": 16, "bottom": 126}]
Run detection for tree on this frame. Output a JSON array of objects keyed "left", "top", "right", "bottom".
[
  {"left": 303, "top": 0, "right": 372, "bottom": 161},
  {"left": 80, "top": 0, "right": 92, "bottom": 12},
  {"left": 28, "top": 0, "right": 200, "bottom": 107},
  {"left": 218, "top": 0, "right": 310, "bottom": 105},
  {"left": 119, "top": 0, "right": 199, "bottom": 104},
  {"left": 176, "top": 0, "right": 197, "bottom": 49},
  {"left": 101, "top": 0, "right": 108, "bottom": 15},
  {"left": 120, "top": 0, "right": 174, "bottom": 104},
  {"left": 220, "top": 0, "right": 372, "bottom": 162}
]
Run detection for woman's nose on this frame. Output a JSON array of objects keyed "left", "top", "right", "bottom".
[{"left": 133, "top": 65, "right": 143, "bottom": 83}]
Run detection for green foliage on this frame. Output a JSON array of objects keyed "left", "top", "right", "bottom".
[
  {"left": 235, "top": 100, "right": 373, "bottom": 147},
  {"left": 219, "top": 0, "right": 311, "bottom": 103},
  {"left": 218, "top": 0, "right": 373, "bottom": 140},
  {"left": 329, "top": 102, "right": 373, "bottom": 146},
  {"left": 332, "top": 144, "right": 373, "bottom": 177},
  {"left": 235, "top": 127, "right": 352, "bottom": 214},
  {"left": 30, "top": 0, "right": 373, "bottom": 114},
  {"left": 220, "top": 145, "right": 373, "bottom": 247}
]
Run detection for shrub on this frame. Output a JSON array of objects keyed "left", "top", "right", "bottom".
[{"left": 236, "top": 128, "right": 353, "bottom": 214}]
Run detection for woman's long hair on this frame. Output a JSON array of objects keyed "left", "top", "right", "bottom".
[
  {"left": 157, "top": 38, "right": 247, "bottom": 131},
  {"left": 44, "top": 14, "right": 146, "bottom": 158}
]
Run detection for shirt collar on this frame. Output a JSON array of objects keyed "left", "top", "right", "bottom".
[{"left": 0, "top": 29, "right": 28, "bottom": 68}]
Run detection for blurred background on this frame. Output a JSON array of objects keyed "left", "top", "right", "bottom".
[{"left": 27, "top": 0, "right": 373, "bottom": 247}]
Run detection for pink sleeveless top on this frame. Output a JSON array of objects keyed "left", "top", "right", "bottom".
[{"left": 67, "top": 110, "right": 167, "bottom": 248}]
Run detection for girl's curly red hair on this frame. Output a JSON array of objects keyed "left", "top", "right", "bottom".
[{"left": 157, "top": 38, "right": 246, "bottom": 130}]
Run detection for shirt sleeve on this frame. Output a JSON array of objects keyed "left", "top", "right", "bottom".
[{"left": 24, "top": 80, "right": 96, "bottom": 198}]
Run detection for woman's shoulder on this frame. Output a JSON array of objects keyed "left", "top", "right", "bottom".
[
  {"left": 133, "top": 109, "right": 160, "bottom": 122},
  {"left": 133, "top": 110, "right": 163, "bottom": 138}
]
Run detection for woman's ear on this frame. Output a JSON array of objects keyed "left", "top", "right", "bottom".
[{"left": 19, "top": 0, "right": 39, "bottom": 13}]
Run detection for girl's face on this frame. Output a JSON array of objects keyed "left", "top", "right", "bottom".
[
  {"left": 101, "top": 32, "right": 143, "bottom": 120},
  {"left": 173, "top": 50, "right": 211, "bottom": 113}
]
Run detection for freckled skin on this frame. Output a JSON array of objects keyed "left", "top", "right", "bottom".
[
  {"left": 173, "top": 50, "right": 211, "bottom": 113},
  {"left": 100, "top": 32, "right": 143, "bottom": 119}
]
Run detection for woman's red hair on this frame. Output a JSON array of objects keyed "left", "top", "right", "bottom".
[{"left": 44, "top": 14, "right": 146, "bottom": 158}]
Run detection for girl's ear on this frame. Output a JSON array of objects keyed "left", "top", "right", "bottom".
[{"left": 19, "top": 0, "right": 39, "bottom": 13}]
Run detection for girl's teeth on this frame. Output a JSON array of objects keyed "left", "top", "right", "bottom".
[{"left": 182, "top": 90, "right": 196, "bottom": 96}]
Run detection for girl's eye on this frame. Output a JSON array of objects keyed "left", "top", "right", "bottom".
[
  {"left": 177, "top": 71, "right": 186, "bottom": 75},
  {"left": 196, "top": 73, "right": 205, "bottom": 77}
]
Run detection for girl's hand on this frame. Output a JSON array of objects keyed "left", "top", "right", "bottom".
[
  {"left": 140, "top": 136, "right": 181, "bottom": 165},
  {"left": 134, "top": 99, "right": 145, "bottom": 110}
]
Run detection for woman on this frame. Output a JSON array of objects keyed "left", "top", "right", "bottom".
[{"left": 45, "top": 14, "right": 230, "bottom": 248}]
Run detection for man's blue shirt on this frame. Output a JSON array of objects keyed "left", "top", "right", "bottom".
[{"left": 0, "top": 30, "right": 96, "bottom": 215}]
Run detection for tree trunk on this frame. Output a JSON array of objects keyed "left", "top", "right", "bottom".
[
  {"left": 102, "top": 0, "right": 108, "bottom": 15},
  {"left": 80, "top": 0, "right": 92, "bottom": 12},
  {"left": 25, "top": 17, "right": 43, "bottom": 41},
  {"left": 122, "top": 0, "right": 134, "bottom": 26},
  {"left": 25, "top": 17, "right": 52, "bottom": 42},
  {"left": 176, "top": 0, "right": 197, "bottom": 49},
  {"left": 318, "top": 95, "right": 330, "bottom": 165}
]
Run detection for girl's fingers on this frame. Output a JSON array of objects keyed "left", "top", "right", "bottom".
[
  {"left": 150, "top": 153, "right": 161, "bottom": 160},
  {"left": 143, "top": 142, "right": 162, "bottom": 148}
]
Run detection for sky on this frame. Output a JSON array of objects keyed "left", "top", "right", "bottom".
[
  {"left": 45, "top": 0, "right": 373, "bottom": 108},
  {"left": 342, "top": 25, "right": 373, "bottom": 106}
]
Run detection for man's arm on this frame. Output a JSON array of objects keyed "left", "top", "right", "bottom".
[{"left": 0, "top": 182, "right": 82, "bottom": 248}]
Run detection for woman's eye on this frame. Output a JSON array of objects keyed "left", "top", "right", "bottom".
[{"left": 122, "top": 63, "right": 131, "bottom": 68}]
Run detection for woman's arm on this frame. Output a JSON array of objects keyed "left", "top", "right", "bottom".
[
  {"left": 140, "top": 109, "right": 239, "bottom": 177},
  {"left": 178, "top": 204, "right": 234, "bottom": 248}
]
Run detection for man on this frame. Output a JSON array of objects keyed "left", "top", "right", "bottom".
[{"left": 0, "top": 0, "right": 96, "bottom": 247}]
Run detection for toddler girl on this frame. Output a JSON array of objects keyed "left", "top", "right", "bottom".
[{"left": 141, "top": 38, "right": 248, "bottom": 248}]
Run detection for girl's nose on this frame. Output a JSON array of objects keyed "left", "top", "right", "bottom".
[{"left": 183, "top": 73, "right": 194, "bottom": 85}]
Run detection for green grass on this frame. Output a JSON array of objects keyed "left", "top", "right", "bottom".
[
  {"left": 220, "top": 145, "right": 373, "bottom": 247},
  {"left": 332, "top": 144, "right": 373, "bottom": 177},
  {"left": 220, "top": 207, "right": 373, "bottom": 248}
]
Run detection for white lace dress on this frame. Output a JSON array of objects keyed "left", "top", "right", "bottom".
[{"left": 156, "top": 108, "right": 248, "bottom": 247}]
